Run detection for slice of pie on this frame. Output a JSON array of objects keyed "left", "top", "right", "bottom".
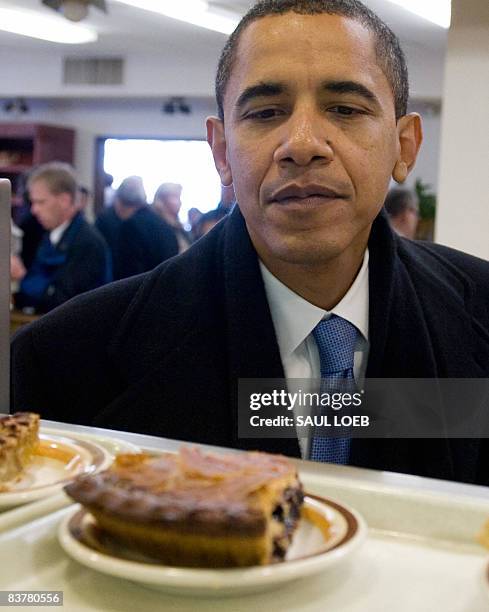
[
  {"left": 65, "top": 447, "right": 304, "bottom": 567},
  {"left": 0, "top": 412, "right": 40, "bottom": 487}
]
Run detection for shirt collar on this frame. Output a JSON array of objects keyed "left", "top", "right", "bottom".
[
  {"left": 49, "top": 219, "right": 71, "bottom": 246},
  {"left": 260, "top": 250, "right": 369, "bottom": 359}
]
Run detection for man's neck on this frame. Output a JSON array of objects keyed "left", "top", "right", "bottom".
[
  {"left": 258, "top": 242, "right": 368, "bottom": 311},
  {"left": 56, "top": 208, "right": 78, "bottom": 229}
]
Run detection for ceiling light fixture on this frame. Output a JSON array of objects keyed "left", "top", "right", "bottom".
[
  {"left": 112, "top": 0, "right": 239, "bottom": 35},
  {"left": 42, "top": 0, "right": 108, "bottom": 23},
  {"left": 385, "top": 0, "right": 451, "bottom": 29},
  {"left": 0, "top": 7, "right": 97, "bottom": 43},
  {"left": 162, "top": 97, "right": 192, "bottom": 115}
]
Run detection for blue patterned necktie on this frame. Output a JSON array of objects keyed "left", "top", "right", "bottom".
[{"left": 309, "top": 315, "right": 359, "bottom": 464}]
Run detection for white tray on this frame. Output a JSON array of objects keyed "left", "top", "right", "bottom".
[
  {"left": 0, "top": 427, "right": 140, "bottom": 533},
  {"left": 0, "top": 456, "right": 487, "bottom": 611}
]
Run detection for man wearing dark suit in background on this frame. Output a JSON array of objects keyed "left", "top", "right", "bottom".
[
  {"left": 12, "top": 0, "right": 489, "bottom": 484},
  {"left": 14, "top": 162, "right": 110, "bottom": 313},
  {"left": 107, "top": 176, "right": 179, "bottom": 280}
]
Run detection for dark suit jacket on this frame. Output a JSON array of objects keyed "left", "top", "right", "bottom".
[
  {"left": 95, "top": 206, "right": 122, "bottom": 269},
  {"left": 15, "top": 213, "right": 110, "bottom": 314},
  {"left": 11, "top": 208, "right": 489, "bottom": 484},
  {"left": 114, "top": 206, "right": 179, "bottom": 280}
]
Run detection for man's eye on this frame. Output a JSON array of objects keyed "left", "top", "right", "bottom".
[
  {"left": 329, "top": 106, "right": 362, "bottom": 116},
  {"left": 245, "top": 108, "right": 282, "bottom": 120}
]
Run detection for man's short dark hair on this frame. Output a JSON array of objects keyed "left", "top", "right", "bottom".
[
  {"left": 384, "top": 188, "right": 417, "bottom": 218},
  {"left": 216, "top": 0, "right": 409, "bottom": 121}
]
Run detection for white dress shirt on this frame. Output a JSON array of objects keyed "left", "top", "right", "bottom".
[
  {"left": 259, "top": 251, "right": 370, "bottom": 457},
  {"left": 49, "top": 220, "right": 70, "bottom": 246}
]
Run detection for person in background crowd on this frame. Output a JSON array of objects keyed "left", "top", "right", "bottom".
[
  {"left": 384, "top": 187, "right": 419, "bottom": 239},
  {"left": 193, "top": 208, "right": 228, "bottom": 240},
  {"left": 216, "top": 183, "right": 236, "bottom": 214},
  {"left": 76, "top": 186, "right": 92, "bottom": 217},
  {"left": 10, "top": 221, "right": 25, "bottom": 294},
  {"left": 187, "top": 207, "right": 203, "bottom": 241},
  {"left": 103, "top": 172, "right": 116, "bottom": 208},
  {"left": 95, "top": 192, "right": 124, "bottom": 268},
  {"left": 113, "top": 176, "right": 179, "bottom": 280},
  {"left": 153, "top": 183, "right": 192, "bottom": 252},
  {"left": 14, "top": 162, "right": 111, "bottom": 313},
  {"left": 16, "top": 171, "right": 45, "bottom": 270}
]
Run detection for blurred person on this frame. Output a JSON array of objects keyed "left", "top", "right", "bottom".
[
  {"left": 384, "top": 188, "right": 419, "bottom": 239},
  {"left": 76, "top": 186, "right": 92, "bottom": 215},
  {"left": 14, "top": 162, "right": 111, "bottom": 313},
  {"left": 153, "top": 183, "right": 192, "bottom": 252},
  {"left": 10, "top": 255, "right": 26, "bottom": 285},
  {"left": 187, "top": 207, "right": 203, "bottom": 241},
  {"left": 112, "top": 176, "right": 179, "bottom": 280},
  {"left": 187, "top": 207, "right": 203, "bottom": 228},
  {"left": 12, "top": 0, "right": 489, "bottom": 486},
  {"left": 103, "top": 172, "right": 116, "bottom": 208},
  {"left": 10, "top": 221, "right": 25, "bottom": 294},
  {"left": 193, "top": 208, "right": 228, "bottom": 240},
  {"left": 16, "top": 171, "right": 45, "bottom": 269}
]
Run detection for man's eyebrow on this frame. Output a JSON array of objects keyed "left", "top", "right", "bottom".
[
  {"left": 235, "top": 82, "right": 286, "bottom": 111},
  {"left": 321, "top": 80, "right": 380, "bottom": 106}
]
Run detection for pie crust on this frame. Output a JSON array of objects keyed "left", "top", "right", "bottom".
[{"left": 0, "top": 412, "right": 40, "bottom": 487}]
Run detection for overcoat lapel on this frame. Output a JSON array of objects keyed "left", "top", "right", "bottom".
[
  {"left": 221, "top": 209, "right": 301, "bottom": 456},
  {"left": 350, "top": 213, "right": 486, "bottom": 480}
]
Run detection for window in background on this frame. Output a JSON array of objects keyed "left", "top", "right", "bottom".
[{"left": 103, "top": 138, "right": 222, "bottom": 220}]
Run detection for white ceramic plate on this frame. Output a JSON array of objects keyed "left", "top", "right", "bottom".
[
  {"left": 0, "top": 433, "right": 113, "bottom": 510},
  {"left": 58, "top": 494, "right": 367, "bottom": 597}
]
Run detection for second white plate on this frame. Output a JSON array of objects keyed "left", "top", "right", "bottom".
[{"left": 0, "top": 432, "right": 112, "bottom": 509}]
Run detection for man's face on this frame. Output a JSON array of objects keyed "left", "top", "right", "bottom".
[
  {"left": 29, "top": 179, "right": 73, "bottom": 230},
  {"left": 403, "top": 202, "right": 420, "bottom": 239},
  {"left": 165, "top": 192, "right": 182, "bottom": 217},
  {"left": 208, "top": 13, "right": 421, "bottom": 268}
]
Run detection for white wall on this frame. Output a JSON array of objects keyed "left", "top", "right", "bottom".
[
  {"left": 0, "top": 46, "right": 220, "bottom": 98},
  {"left": 435, "top": 0, "right": 489, "bottom": 259}
]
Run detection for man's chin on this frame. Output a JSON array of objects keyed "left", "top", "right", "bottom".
[{"left": 264, "top": 238, "right": 348, "bottom": 268}]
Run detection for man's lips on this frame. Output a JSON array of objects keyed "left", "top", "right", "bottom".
[{"left": 268, "top": 184, "right": 346, "bottom": 204}]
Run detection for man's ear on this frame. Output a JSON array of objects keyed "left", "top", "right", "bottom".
[
  {"left": 206, "top": 116, "right": 233, "bottom": 186},
  {"left": 59, "top": 192, "right": 73, "bottom": 210},
  {"left": 392, "top": 113, "right": 423, "bottom": 184}
]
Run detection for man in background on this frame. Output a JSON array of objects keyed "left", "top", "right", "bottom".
[
  {"left": 111, "top": 176, "right": 179, "bottom": 280},
  {"left": 75, "top": 186, "right": 93, "bottom": 218},
  {"left": 384, "top": 187, "right": 419, "bottom": 239},
  {"left": 153, "top": 183, "right": 192, "bottom": 252},
  {"left": 14, "top": 162, "right": 110, "bottom": 313}
]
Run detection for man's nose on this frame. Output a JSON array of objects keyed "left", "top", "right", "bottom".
[{"left": 273, "top": 108, "right": 334, "bottom": 167}]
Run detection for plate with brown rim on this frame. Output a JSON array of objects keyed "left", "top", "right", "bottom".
[
  {"left": 58, "top": 493, "right": 367, "bottom": 597},
  {"left": 0, "top": 433, "right": 113, "bottom": 509}
]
